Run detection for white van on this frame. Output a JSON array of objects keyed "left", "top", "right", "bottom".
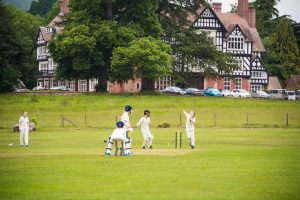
[
  {"left": 287, "top": 91, "right": 296, "bottom": 100},
  {"left": 270, "top": 89, "right": 287, "bottom": 99}
]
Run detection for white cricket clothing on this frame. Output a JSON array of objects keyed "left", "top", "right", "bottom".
[
  {"left": 121, "top": 112, "right": 131, "bottom": 130},
  {"left": 19, "top": 116, "right": 29, "bottom": 146},
  {"left": 183, "top": 111, "right": 196, "bottom": 147},
  {"left": 110, "top": 128, "right": 128, "bottom": 142},
  {"left": 136, "top": 116, "right": 153, "bottom": 148}
]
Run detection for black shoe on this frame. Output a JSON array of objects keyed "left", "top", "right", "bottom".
[
  {"left": 149, "top": 146, "right": 153, "bottom": 149},
  {"left": 191, "top": 145, "right": 195, "bottom": 149},
  {"left": 142, "top": 146, "right": 145, "bottom": 149}
]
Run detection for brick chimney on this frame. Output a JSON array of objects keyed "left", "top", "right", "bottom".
[
  {"left": 237, "top": 0, "right": 248, "bottom": 19},
  {"left": 212, "top": 2, "right": 222, "bottom": 13},
  {"left": 60, "top": 0, "right": 70, "bottom": 15},
  {"left": 248, "top": 7, "right": 256, "bottom": 27}
]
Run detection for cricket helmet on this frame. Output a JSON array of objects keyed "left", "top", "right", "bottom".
[
  {"left": 125, "top": 105, "right": 133, "bottom": 112},
  {"left": 116, "top": 121, "right": 124, "bottom": 128},
  {"left": 144, "top": 109, "right": 150, "bottom": 115}
]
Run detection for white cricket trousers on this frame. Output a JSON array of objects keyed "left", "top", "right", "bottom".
[
  {"left": 186, "top": 128, "right": 195, "bottom": 147},
  {"left": 142, "top": 131, "right": 153, "bottom": 148},
  {"left": 20, "top": 126, "right": 29, "bottom": 146}
]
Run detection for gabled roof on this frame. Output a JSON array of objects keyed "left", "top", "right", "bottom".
[
  {"left": 215, "top": 12, "right": 265, "bottom": 52},
  {"left": 38, "top": 26, "right": 62, "bottom": 43},
  {"left": 267, "top": 76, "right": 282, "bottom": 90},
  {"left": 286, "top": 75, "right": 300, "bottom": 89},
  {"left": 187, "top": 5, "right": 266, "bottom": 53}
]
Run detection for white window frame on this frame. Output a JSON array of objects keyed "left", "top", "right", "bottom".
[
  {"left": 224, "top": 77, "right": 231, "bottom": 90},
  {"left": 235, "top": 78, "right": 242, "bottom": 90},
  {"left": 228, "top": 36, "right": 244, "bottom": 50},
  {"left": 250, "top": 85, "right": 262, "bottom": 92},
  {"left": 78, "top": 80, "right": 87, "bottom": 92}
]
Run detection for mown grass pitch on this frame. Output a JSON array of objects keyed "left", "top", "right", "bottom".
[{"left": 0, "top": 94, "right": 299, "bottom": 199}]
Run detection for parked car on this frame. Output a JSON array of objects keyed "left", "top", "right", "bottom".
[
  {"left": 162, "top": 86, "right": 184, "bottom": 95},
  {"left": 32, "top": 86, "right": 45, "bottom": 91},
  {"left": 251, "top": 90, "right": 270, "bottom": 99},
  {"left": 232, "top": 89, "right": 251, "bottom": 98},
  {"left": 221, "top": 90, "right": 233, "bottom": 97},
  {"left": 184, "top": 88, "right": 203, "bottom": 96},
  {"left": 269, "top": 89, "right": 287, "bottom": 99},
  {"left": 204, "top": 88, "right": 223, "bottom": 97},
  {"left": 287, "top": 91, "right": 296, "bottom": 100},
  {"left": 50, "top": 86, "right": 70, "bottom": 91}
]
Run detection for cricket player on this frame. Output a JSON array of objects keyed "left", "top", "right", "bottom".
[
  {"left": 120, "top": 105, "right": 133, "bottom": 155},
  {"left": 183, "top": 110, "right": 196, "bottom": 149},
  {"left": 19, "top": 111, "right": 29, "bottom": 146},
  {"left": 136, "top": 110, "right": 153, "bottom": 149},
  {"left": 105, "top": 121, "right": 130, "bottom": 156}
]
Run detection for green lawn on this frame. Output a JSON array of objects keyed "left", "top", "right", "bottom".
[{"left": 0, "top": 94, "right": 299, "bottom": 199}]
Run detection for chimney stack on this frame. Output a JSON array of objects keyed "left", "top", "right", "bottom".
[
  {"left": 212, "top": 2, "right": 222, "bottom": 13},
  {"left": 237, "top": 0, "right": 248, "bottom": 19},
  {"left": 60, "top": 0, "right": 70, "bottom": 15},
  {"left": 248, "top": 7, "right": 256, "bottom": 27}
]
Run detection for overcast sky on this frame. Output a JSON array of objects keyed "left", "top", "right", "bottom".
[{"left": 218, "top": 0, "right": 300, "bottom": 22}]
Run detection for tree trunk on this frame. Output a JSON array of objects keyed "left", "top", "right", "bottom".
[
  {"left": 96, "top": 77, "right": 108, "bottom": 92},
  {"left": 141, "top": 78, "right": 155, "bottom": 92}
]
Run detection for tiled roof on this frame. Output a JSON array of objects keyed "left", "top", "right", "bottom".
[
  {"left": 286, "top": 75, "right": 300, "bottom": 89},
  {"left": 188, "top": 5, "right": 266, "bottom": 52},
  {"left": 39, "top": 26, "right": 62, "bottom": 42},
  {"left": 267, "top": 76, "right": 282, "bottom": 90},
  {"left": 215, "top": 12, "right": 265, "bottom": 52}
]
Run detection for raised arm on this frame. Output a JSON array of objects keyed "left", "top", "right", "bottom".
[{"left": 183, "top": 110, "right": 189, "bottom": 118}]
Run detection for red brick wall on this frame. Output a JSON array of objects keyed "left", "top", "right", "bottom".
[
  {"left": 205, "top": 77, "right": 250, "bottom": 91},
  {"left": 108, "top": 79, "right": 142, "bottom": 93}
]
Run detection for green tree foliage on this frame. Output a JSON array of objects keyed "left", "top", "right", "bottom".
[
  {"left": 0, "top": 2, "right": 23, "bottom": 92},
  {"left": 29, "top": 0, "right": 55, "bottom": 16},
  {"left": 44, "top": 0, "right": 59, "bottom": 24},
  {"left": 7, "top": 5, "right": 43, "bottom": 89},
  {"left": 114, "top": 0, "right": 161, "bottom": 38},
  {"left": 251, "top": 0, "right": 280, "bottom": 37},
  {"left": 48, "top": 19, "right": 138, "bottom": 91},
  {"left": 272, "top": 17, "right": 300, "bottom": 84},
  {"left": 112, "top": 37, "right": 172, "bottom": 91}
]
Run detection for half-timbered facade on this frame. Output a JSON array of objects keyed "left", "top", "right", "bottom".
[
  {"left": 163, "top": 0, "right": 269, "bottom": 92},
  {"left": 36, "top": 0, "right": 98, "bottom": 92}
]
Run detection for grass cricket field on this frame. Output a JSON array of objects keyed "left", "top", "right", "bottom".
[{"left": 0, "top": 94, "right": 299, "bottom": 200}]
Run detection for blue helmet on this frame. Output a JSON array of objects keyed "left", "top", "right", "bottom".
[
  {"left": 116, "top": 121, "right": 124, "bottom": 128},
  {"left": 144, "top": 110, "right": 150, "bottom": 115},
  {"left": 125, "top": 105, "right": 133, "bottom": 112}
]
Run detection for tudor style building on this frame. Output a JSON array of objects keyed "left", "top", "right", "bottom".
[
  {"left": 186, "top": 0, "right": 268, "bottom": 91},
  {"left": 162, "top": 0, "right": 269, "bottom": 92},
  {"left": 36, "top": 0, "right": 98, "bottom": 92}
]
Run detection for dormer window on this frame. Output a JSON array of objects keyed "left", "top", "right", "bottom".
[
  {"left": 228, "top": 36, "right": 244, "bottom": 50},
  {"left": 46, "top": 27, "right": 52, "bottom": 33}
]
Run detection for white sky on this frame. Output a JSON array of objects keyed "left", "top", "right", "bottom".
[{"left": 217, "top": 0, "right": 300, "bottom": 22}]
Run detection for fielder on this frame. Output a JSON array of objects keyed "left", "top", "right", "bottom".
[
  {"left": 104, "top": 121, "right": 130, "bottom": 156},
  {"left": 183, "top": 110, "right": 196, "bottom": 149},
  {"left": 19, "top": 111, "right": 29, "bottom": 146},
  {"left": 136, "top": 110, "right": 153, "bottom": 149}
]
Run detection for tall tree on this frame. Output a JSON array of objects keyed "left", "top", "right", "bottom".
[
  {"left": 7, "top": 5, "right": 43, "bottom": 89},
  {"left": 0, "top": 2, "right": 23, "bottom": 92},
  {"left": 272, "top": 17, "right": 300, "bottom": 85},
  {"left": 29, "top": 0, "right": 55, "bottom": 16},
  {"left": 251, "top": 0, "right": 280, "bottom": 37}
]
